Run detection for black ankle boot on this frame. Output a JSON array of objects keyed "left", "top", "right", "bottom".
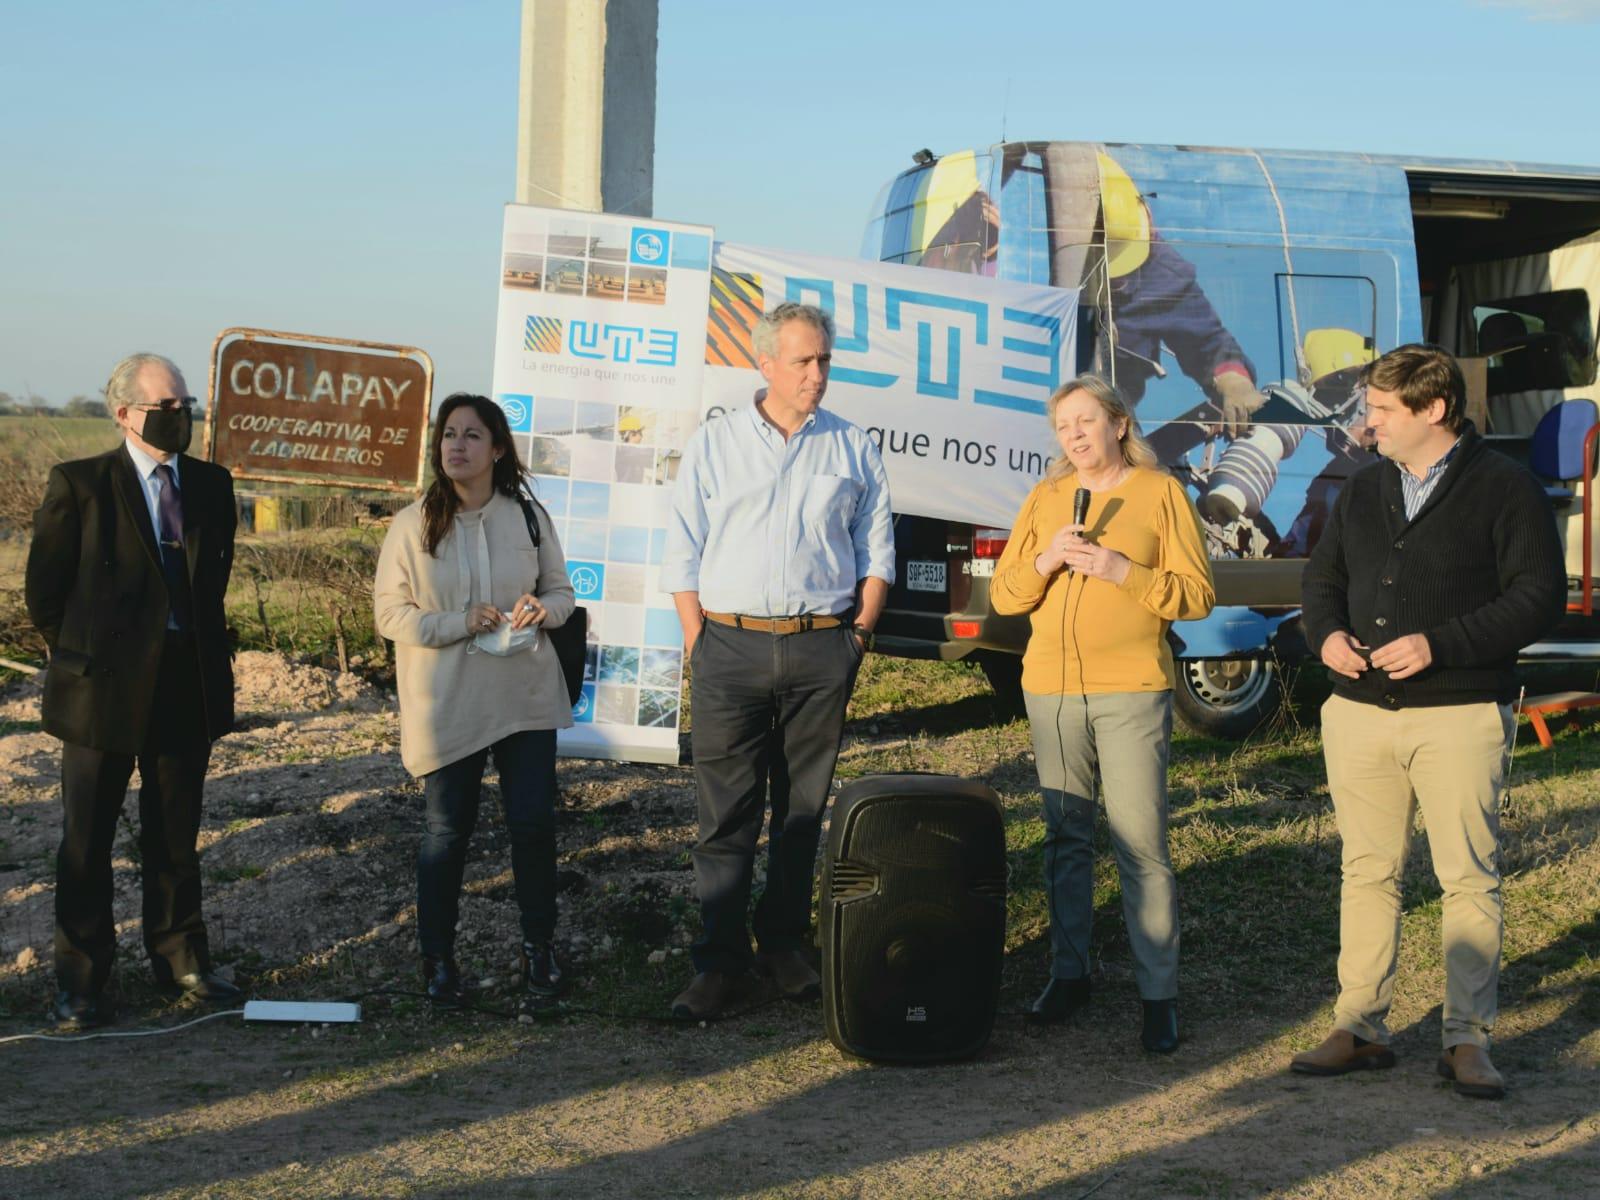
[
  {"left": 422, "top": 956, "right": 464, "bottom": 1007},
  {"left": 520, "top": 941, "right": 564, "bottom": 997},
  {"left": 1025, "top": 977, "right": 1091, "bottom": 1024},
  {"left": 1141, "top": 998, "right": 1178, "bottom": 1053}
]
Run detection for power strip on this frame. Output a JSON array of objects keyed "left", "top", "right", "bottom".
[{"left": 242, "top": 1000, "right": 362, "bottom": 1024}]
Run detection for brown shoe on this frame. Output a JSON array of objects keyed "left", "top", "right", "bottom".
[
  {"left": 758, "top": 949, "right": 821, "bottom": 1000},
  {"left": 1438, "top": 1043, "right": 1505, "bottom": 1099},
  {"left": 1290, "top": 1029, "right": 1397, "bottom": 1076},
  {"left": 671, "top": 971, "right": 735, "bottom": 1021}
]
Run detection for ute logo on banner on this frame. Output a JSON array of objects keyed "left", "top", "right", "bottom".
[
  {"left": 522, "top": 315, "right": 680, "bottom": 367},
  {"left": 704, "top": 245, "right": 1078, "bottom": 531}
]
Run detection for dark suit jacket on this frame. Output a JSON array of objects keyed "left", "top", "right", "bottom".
[{"left": 25, "top": 444, "right": 236, "bottom": 754}]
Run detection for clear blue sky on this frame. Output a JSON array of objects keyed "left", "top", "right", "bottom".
[{"left": 3, "top": 0, "right": 1598, "bottom": 405}]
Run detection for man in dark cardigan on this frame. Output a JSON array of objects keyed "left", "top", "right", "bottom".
[{"left": 1291, "top": 344, "right": 1565, "bottom": 1098}]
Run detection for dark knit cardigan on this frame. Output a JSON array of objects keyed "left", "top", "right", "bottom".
[{"left": 1301, "top": 423, "right": 1566, "bottom": 708}]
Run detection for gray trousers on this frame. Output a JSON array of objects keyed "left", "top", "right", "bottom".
[{"left": 1023, "top": 689, "right": 1179, "bottom": 1000}]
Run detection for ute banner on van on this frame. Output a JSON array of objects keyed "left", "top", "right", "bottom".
[
  {"left": 704, "top": 243, "right": 1079, "bottom": 529},
  {"left": 490, "top": 202, "right": 716, "bottom": 766}
]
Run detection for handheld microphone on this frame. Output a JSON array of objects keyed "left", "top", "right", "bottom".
[
  {"left": 1072, "top": 487, "right": 1091, "bottom": 529},
  {"left": 1067, "top": 487, "right": 1091, "bottom": 577}
]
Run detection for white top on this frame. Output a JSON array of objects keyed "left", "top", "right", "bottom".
[{"left": 374, "top": 492, "right": 577, "bottom": 776}]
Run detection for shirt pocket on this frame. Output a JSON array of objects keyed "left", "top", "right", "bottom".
[{"left": 800, "top": 474, "right": 861, "bottom": 534}]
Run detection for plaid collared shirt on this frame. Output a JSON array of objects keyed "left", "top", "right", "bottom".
[{"left": 1399, "top": 437, "right": 1462, "bottom": 521}]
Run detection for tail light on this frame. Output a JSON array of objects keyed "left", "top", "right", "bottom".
[
  {"left": 952, "top": 620, "right": 982, "bottom": 639},
  {"left": 971, "top": 528, "right": 1009, "bottom": 558}
]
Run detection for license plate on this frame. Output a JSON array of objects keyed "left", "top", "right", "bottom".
[{"left": 906, "top": 560, "right": 946, "bottom": 593}]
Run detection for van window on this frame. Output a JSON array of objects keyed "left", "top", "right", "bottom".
[
  {"left": 1275, "top": 273, "right": 1378, "bottom": 406},
  {"left": 1472, "top": 289, "right": 1595, "bottom": 393}
]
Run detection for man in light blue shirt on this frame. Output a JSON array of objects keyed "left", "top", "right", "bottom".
[{"left": 662, "top": 302, "right": 894, "bottom": 1020}]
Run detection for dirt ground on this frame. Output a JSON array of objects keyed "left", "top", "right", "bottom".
[{"left": 1, "top": 654, "right": 1596, "bottom": 1198}]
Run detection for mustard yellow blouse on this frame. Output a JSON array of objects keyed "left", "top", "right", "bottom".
[{"left": 991, "top": 467, "right": 1215, "bottom": 695}]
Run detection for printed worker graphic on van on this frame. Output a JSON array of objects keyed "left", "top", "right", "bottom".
[
  {"left": 900, "top": 146, "right": 1261, "bottom": 431},
  {"left": 879, "top": 143, "right": 1380, "bottom": 559},
  {"left": 1089, "top": 151, "right": 1263, "bottom": 435}
]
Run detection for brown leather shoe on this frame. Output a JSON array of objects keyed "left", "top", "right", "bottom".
[
  {"left": 758, "top": 949, "right": 821, "bottom": 1000},
  {"left": 1290, "top": 1029, "right": 1397, "bottom": 1076},
  {"left": 1438, "top": 1043, "right": 1505, "bottom": 1099},
  {"left": 671, "top": 971, "right": 735, "bottom": 1021}
]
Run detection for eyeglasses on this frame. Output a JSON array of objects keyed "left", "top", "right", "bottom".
[{"left": 126, "top": 397, "right": 198, "bottom": 413}]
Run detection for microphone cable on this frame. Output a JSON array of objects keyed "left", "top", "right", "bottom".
[{"left": 1045, "top": 482, "right": 1094, "bottom": 983}]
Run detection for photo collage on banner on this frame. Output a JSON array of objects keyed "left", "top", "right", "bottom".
[{"left": 491, "top": 205, "right": 714, "bottom": 764}]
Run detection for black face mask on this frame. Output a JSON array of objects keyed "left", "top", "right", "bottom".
[{"left": 140, "top": 407, "right": 193, "bottom": 454}]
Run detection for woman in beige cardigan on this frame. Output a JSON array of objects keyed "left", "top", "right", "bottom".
[{"left": 375, "top": 393, "right": 575, "bottom": 1011}]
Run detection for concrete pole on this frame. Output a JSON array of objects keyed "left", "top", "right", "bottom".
[{"left": 516, "top": 0, "right": 658, "bottom": 217}]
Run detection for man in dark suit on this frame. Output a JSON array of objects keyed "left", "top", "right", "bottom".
[{"left": 26, "top": 352, "right": 241, "bottom": 1027}]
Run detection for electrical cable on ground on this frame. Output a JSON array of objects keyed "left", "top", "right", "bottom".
[
  {"left": 0, "top": 1007, "right": 243, "bottom": 1045},
  {"left": 0, "top": 985, "right": 790, "bottom": 1045},
  {"left": 341, "top": 986, "right": 786, "bottom": 1025}
]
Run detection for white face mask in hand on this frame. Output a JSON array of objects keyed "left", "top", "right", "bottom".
[{"left": 470, "top": 623, "right": 540, "bottom": 657}]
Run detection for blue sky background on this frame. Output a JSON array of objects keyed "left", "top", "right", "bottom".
[{"left": 2, "top": 0, "right": 1598, "bottom": 404}]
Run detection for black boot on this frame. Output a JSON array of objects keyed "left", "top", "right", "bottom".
[
  {"left": 519, "top": 941, "right": 564, "bottom": 1008},
  {"left": 422, "top": 956, "right": 465, "bottom": 1007},
  {"left": 1141, "top": 998, "right": 1179, "bottom": 1053},
  {"left": 1025, "top": 977, "right": 1091, "bottom": 1024}
]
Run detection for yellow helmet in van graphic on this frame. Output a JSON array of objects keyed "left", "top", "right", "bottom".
[
  {"left": 1096, "top": 152, "right": 1151, "bottom": 278},
  {"left": 1303, "top": 327, "right": 1376, "bottom": 382}
]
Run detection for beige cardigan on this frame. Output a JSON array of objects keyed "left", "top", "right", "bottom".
[{"left": 374, "top": 491, "right": 576, "bottom": 777}]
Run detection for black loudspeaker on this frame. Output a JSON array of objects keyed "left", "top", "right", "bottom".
[{"left": 821, "top": 773, "right": 1007, "bottom": 1063}]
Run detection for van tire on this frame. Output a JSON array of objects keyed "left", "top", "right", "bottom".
[
  {"left": 1172, "top": 658, "right": 1281, "bottom": 739},
  {"left": 977, "top": 652, "right": 1028, "bottom": 721}
]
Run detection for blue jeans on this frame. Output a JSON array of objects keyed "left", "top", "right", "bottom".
[{"left": 417, "top": 729, "right": 557, "bottom": 958}]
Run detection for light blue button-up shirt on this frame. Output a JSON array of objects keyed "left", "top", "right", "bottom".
[{"left": 661, "top": 400, "right": 895, "bottom": 616}]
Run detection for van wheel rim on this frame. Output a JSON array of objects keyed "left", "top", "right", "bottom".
[{"left": 1181, "top": 660, "right": 1273, "bottom": 711}]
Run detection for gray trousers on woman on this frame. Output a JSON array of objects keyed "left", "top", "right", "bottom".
[{"left": 1023, "top": 689, "right": 1179, "bottom": 1000}]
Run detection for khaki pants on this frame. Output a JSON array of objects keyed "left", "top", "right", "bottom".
[{"left": 1321, "top": 694, "right": 1513, "bottom": 1049}]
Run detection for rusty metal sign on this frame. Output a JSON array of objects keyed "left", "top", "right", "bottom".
[{"left": 205, "top": 328, "right": 433, "bottom": 491}]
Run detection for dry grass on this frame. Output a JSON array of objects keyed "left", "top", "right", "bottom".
[{"left": 0, "top": 650, "right": 1595, "bottom": 1197}]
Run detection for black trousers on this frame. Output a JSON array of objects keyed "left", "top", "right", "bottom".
[
  {"left": 689, "top": 621, "right": 862, "bottom": 973},
  {"left": 55, "top": 632, "right": 212, "bottom": 995}
]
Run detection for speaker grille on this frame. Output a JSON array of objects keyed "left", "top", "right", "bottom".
[
  {"left": 829, "top": 860, "right": 879, "bottom": 901},
  {"left": 822, "top": 776, "right": 1007, "bottom": 1063},
  {"left": 970, "top": 869, "right": 1007, "bottom": 904}
]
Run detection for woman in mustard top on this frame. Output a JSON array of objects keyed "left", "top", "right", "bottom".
[{"left": 992, "top": 375, "right": 1215, "bottom": 1052}]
